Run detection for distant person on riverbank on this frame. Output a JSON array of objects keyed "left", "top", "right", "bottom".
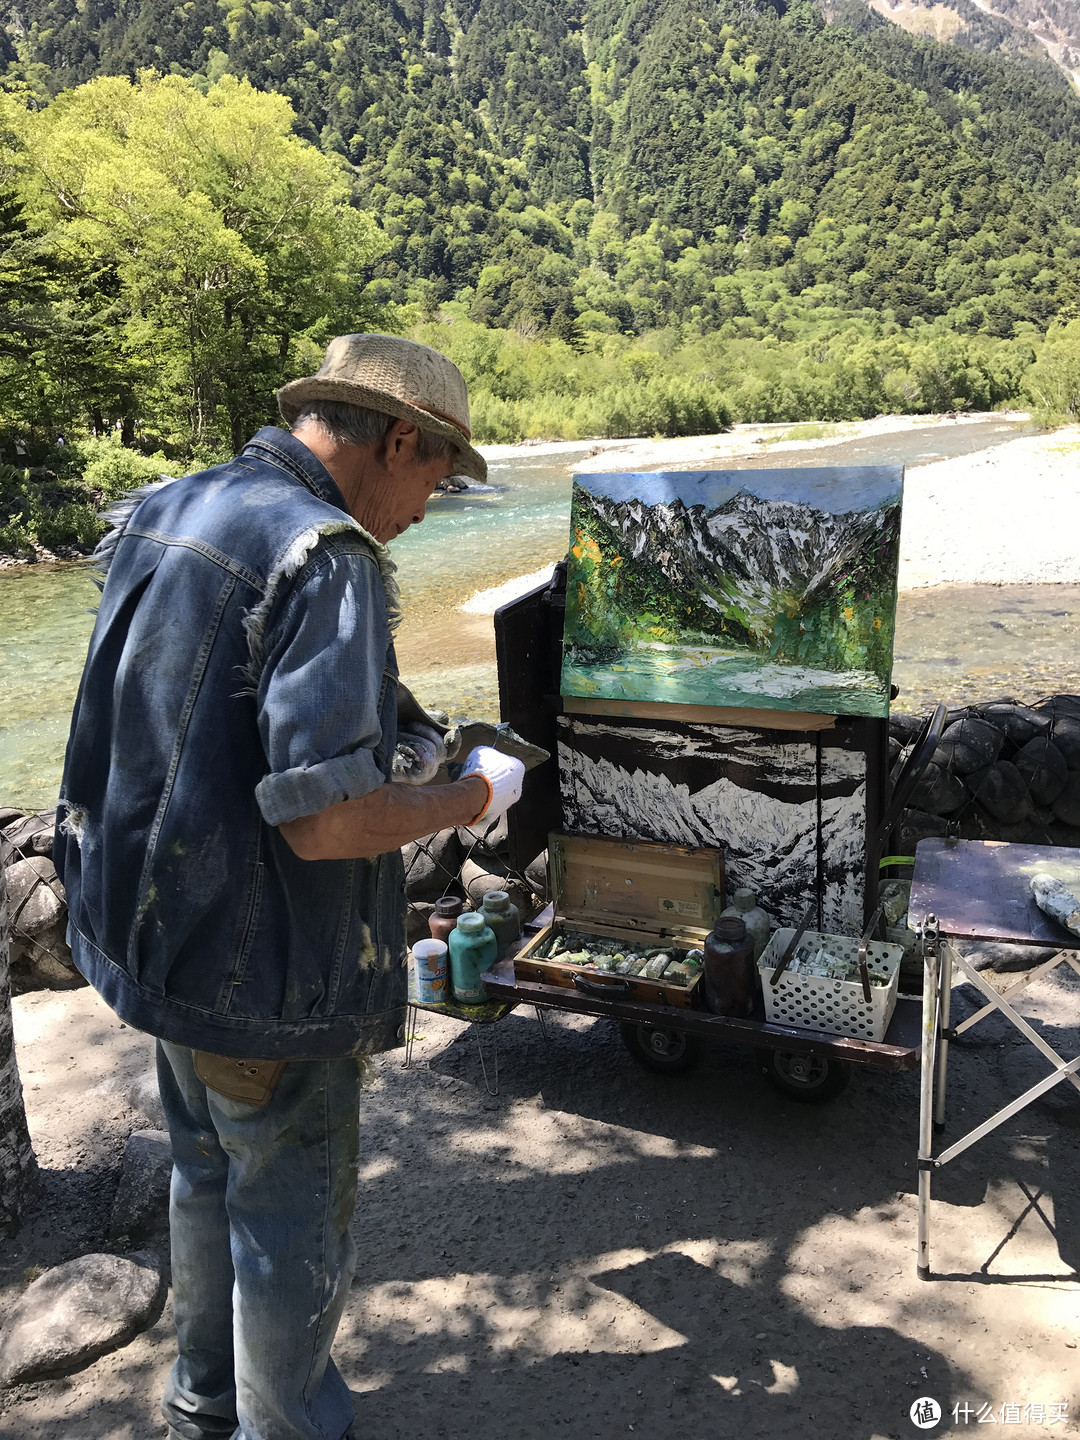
[{"left": 53, "top": 334, "right": 525, "bottom": 1440}]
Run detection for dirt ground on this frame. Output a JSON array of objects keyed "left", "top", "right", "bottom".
[{"left": 1, "top": 968, "right": 1078, "bottom": 1440}]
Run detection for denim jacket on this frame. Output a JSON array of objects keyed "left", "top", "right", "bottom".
[{"left": 54, "top": 428, "right": 408, "bottom": 1060}]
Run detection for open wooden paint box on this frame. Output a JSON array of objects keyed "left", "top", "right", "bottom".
[{"left": 513, "top": 832, "right": 724, "bottom": 1008}]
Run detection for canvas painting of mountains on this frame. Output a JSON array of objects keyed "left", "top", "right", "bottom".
[{"left": 561, "top": 467, "right": 904, "bottom": 718}]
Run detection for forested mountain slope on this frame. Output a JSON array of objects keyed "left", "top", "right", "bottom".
[
  {"left": 6, "top": 0, "right": 1080, "bottom": 339},
  {"left": 4, "top": 0, "right": 1080, "bottom": 466}
]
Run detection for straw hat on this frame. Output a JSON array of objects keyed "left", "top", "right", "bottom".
[{"left": 277, "top": 334, "right": 487, "bottom": 483}]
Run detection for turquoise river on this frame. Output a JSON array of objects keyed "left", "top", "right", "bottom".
[{"left": 2, "top": 417, "right": 1079, "bottom": 812}]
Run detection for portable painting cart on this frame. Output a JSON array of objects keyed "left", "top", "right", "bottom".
[
  {"left": 909, "top": 838, "right": 1080, "bottom": 1277},
  {"left": 483, "top": 815, "right": 923, "bottom": 1103},
  {"left": 482, "top": 568, "right": 945, "bottom": 1101},
  {"left": 483, "top": 935, "right": 922, "bottom": 1102}
]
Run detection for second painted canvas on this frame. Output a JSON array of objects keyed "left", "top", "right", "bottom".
[{"left": 561, "top": 466, "right": 903, "bottom": 718}]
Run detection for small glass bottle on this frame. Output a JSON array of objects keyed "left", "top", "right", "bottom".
[
  {"left": 481, "top": 889, "right": 521, "bottom": 960},
  {"left": 703, "top": 915, "right": 757, "bottom": 1017},
  {"left": 720, "top": 887, "right": 772, "bottom": 961},
  {"left": 448, "top": 911, "right": 498, "bottom": 1003},
  {"left": 429, "top": 894, "right": 465, "bottom": 946}
]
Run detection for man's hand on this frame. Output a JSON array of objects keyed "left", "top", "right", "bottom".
[
  {"left": 458, "top": 746, "right": 526, "bottom": 823},
  {"left": 392, "top": 723, "right": 448, "bottom": 785},
  {"left": 279, "top": 773, "right": 489, "bottom": 862}
]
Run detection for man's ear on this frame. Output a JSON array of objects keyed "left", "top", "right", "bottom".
[{"left": 381, "top": 419, "right": 419, "bottom": 469}]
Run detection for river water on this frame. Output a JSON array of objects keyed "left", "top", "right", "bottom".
[{"left": 2, "top": 414, "right": 1076, "bottom": 813}]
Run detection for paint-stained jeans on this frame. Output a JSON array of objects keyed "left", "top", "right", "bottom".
[{"left": 157, "top": 1041, "right": 361, "bottom": 1440}]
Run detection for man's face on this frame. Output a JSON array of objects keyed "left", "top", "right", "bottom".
[
  {"left": 377, "top": 453, "right": 455, "bottom": 542},
  {"left": 343, "top": 422, "right": 458, "bottom": 543}
]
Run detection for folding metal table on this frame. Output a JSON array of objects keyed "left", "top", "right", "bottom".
[{"left": 909, "top": 838, "right": 1080, "bottom": 1279}]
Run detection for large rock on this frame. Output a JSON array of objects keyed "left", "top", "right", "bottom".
[
  {"left": 460, "top": 859, "right": 529, "bottom": 914},
  {"left": 888, "top": 711, "right": 926, "bottom": 745},
  {"left": 899, "top": 807, "right": 950, "bottom": 853},
  {"left": 1052, "top": 773, "right": 1080, "bottom": 829},
  {"left": 458, "top": 813, "right": 509, "bottom": 857},
  {"left": 1050, "top": 715, "right": 1080, "bottom": 771},
  {"left": 406, "top": 900, "right": 437, "bottom": 946},
  {"left": 965, "top": 760, "right": 1031, "bottom": 823},
  {"left": 10, "top": 921, "right": 83, "bottom": 993},
  {"left": 1038, "top": 695, "right": 1080, "bottom": 719},
  {"left": 0, "top": 1251, "right": 166, "bottom": 1386},
  {"left": 978, "top": 702, "right": 1049, "bottom": 747},
  {"left": 127, "top": 1071, "right": 168, "bottom": 1131},
  {"left": 108, "top": 1130, "right": 173, "bottom": 1242},
  {"left": 6, "top": 855, "right": 64, "bottom": 936},
  {"left": 0, "top": 807, "right": 24, "bottom": 830},
  {"left": 5, "top": 852, "right": 82, "bottom": 992},
  {"left": 936, "top": 717, "right": 1003, "bottom": 775},
  {"left": 401, "top": 828, "right": 465, "bottom": 902},
  {"left": 908, "top": 759, "right": 967, "bottom": 816},
  {"left": 1013, "top": 737, "right": 1068, "bottom": 807},
  {"left": 2, "top": 810, "right": 57, "bottom": 859}
]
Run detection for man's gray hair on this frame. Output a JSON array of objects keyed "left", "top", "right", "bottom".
[{"left": 292, "top": 400, "right": 455, "bottom": 465}]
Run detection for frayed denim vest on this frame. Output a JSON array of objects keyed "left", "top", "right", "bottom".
[{"left": 54, "top": 429, "right": 407, "bottom": 1060}]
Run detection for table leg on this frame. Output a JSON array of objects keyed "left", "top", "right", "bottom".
[
  {"left": 934, "top": 940, "right": 953, "bottom": 1133},
  {"left": 402, "top": 1003, "right": 419, "bottom": 1070},
  {"left": 918, "top": 924, "right": 940, "bottom": 1281},
  {"left": 474, "top": 1024, "right": 499, "bottom": 1096}
]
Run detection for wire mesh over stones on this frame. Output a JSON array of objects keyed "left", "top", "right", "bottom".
[
  {"left": 401, "top": 828, "right": 466, "bottom": 903},
  {"left": 5, "top": 857, "right": 63, "bottom": 937},
  {"left": 0, "top": 812, "right": 56, "bottom": 860},
  {"left": 891, "top": 694, "right": 1080, "bottom": 849},
  {"left": 963, "top": 759, "right": 1031, "bottom": 822},
  {"left": 403, "top": 818, "right": 543, "bottom": 952},
  {"left": 935, "top": 717, "right": 1004, "bottom": 775},
  {"left": 909, "top": 759, "right": 968, "bottom": 815},
  {"left": 1013, "top": 736, "right": 1069, "bottom": 806},
  {"left": 979, "top": 703, "right": 1051, "bottom": 747}
]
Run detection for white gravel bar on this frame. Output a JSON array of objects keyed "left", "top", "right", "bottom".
[{"left": 898, "top": 428, "right": 1080, "bottom": 587}]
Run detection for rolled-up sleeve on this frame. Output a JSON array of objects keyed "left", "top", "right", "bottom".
[{"left": 254, "top": 542, "right": 390, "bottom": 827}]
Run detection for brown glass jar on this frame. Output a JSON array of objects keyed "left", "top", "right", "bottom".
[
  {"left": 703, "top": 915, "right": 757, "bottom": 1017},
  {"left": 429, "top": 894, "right": 465, "bottom": 946}
]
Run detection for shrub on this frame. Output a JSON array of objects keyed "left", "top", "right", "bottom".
[{"left": 77, "top": 437, "right": 170, "bottom": 503}]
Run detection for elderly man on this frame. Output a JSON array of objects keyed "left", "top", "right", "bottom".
[{"left": 54, "top": 335, "right": 525, "bottom": 1440}]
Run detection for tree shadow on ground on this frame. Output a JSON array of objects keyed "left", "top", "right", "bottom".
[{"left": 3, "top": 996, "right": 1076, "bottom": 1439}]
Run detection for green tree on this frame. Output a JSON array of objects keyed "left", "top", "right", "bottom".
[{"left": 4, "top": 72, "right": 385, "bottom": 452}]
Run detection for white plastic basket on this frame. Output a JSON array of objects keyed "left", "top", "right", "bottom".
[{"left": 758, "top": 928, "right": 902, "bottom": 1042}]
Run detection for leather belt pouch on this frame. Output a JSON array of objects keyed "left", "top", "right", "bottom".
[{"left": 193, "top": 1050, "right": 287, "bottom": 1106}]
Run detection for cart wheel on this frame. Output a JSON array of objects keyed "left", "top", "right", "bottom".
[
  {"left": 757, "top": 1048, "right": 851, "bottom": 1103},
  {"left": 619, "top": 1022, "right": 701, "bottom": 1075}
]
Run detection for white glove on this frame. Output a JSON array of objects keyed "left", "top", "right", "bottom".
[
  {"left": 393, "top": 724, "right": 448, "bottom": 785},
  {"left": 460, "top": 745, "right": 525, "bottom": 823}
]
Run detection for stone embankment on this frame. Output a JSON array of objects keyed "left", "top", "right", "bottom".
[
  {"left": 0, "top": 806, "right": 549, "bottom": 995},
  {"left": 0, "top": 809, "right": 82, "bottom": 993},
  {"left": 4, "top": 691, "right": 1079, "bottom": 998},
  {"left": 892, "top": 693, "right": 1080, "bottom": 853}
]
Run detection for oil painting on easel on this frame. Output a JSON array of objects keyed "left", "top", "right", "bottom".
[{"left": 561, "top": 466, "right": 903, "bottom": 718}]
